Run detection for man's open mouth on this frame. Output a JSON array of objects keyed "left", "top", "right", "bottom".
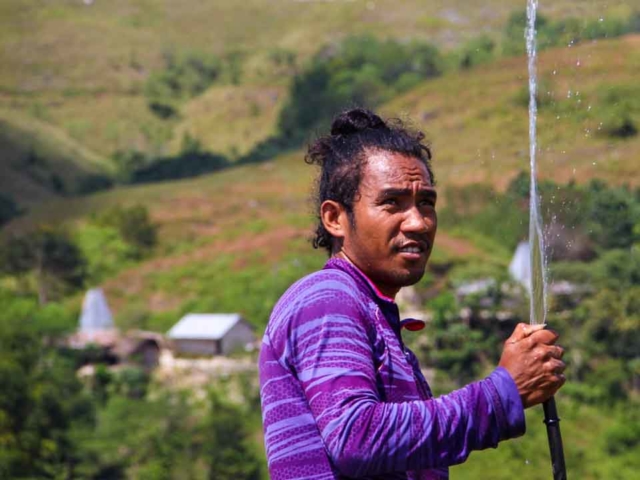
[
  {"left": 399, "top": 245, "right": 423, "bottom": 253},
  {"left": 396, "top": 241, "right": 429, "bottom": 255}
]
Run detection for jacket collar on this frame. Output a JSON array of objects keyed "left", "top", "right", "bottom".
[
  {"left": 323, "top": 257, "right": 426, "bottom": 332},
  {"left": 323, "top": 257, "right": 396, "bottom": 304}
]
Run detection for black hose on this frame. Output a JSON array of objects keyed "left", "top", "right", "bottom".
[{"left": 542, "top": 397, "right": 567, "bottom": 479}]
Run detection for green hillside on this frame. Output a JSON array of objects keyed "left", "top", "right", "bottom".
[
  {"left": 4, "top": 31, "right": 638, "bottom": 324},
  {"left": 0, "top": 109, "right": 112, "bottom": 207},
  {"left": 3, "top": 0, "right": 635, "bottom": 92},
  {"left": 384, "top": 34, "right": 640, "bottom": 189},
  {"left": 1, "top": 0, "right": 639, "bottom": 209}
]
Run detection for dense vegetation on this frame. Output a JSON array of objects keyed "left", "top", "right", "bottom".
[
  {"left": 420, "top": 175, "right": 640, "bottom": 393},
  {"left": 0, "top": 296, "right": 263, "bottom": 479}
]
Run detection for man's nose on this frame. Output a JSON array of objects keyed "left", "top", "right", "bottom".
[{"left": 401, "top": 206, "right": 432, "bottom": 234}]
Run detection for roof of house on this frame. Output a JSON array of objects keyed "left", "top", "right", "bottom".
[
  {"left": 79, "top": 288, "right": 114, "bottom": 332},
  {"left": 167, "top": 313, "right": 247, "bottom": 340}
]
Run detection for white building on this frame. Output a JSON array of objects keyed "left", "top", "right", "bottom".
[
  {"left": 167, "top": 313, "right": 255, "bottom": 356},
  {"left": 509, "top": 241, "right": 532, "bottom": 293},
  {"left": 79, "top": 288, "right": 115, "bottom": 333}
]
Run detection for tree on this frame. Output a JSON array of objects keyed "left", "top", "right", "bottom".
[
  {"left": 502, "top": 10, "right": 550, "bottom": 55},
  {"left": 206, "top": 390, "right": 261, "bottom": 480},
  {"left": 0, "top": 193, "right": 20, "bottom": 226},
  {"left": 93, "top": 205, "right": 158, "bottom": 256},
  {"left": 587, "top": 187, "right": 639, "bottom": 250},
  {"left": 0, "top": 297, "right": 95, "bottom": 478},
  {"left": 0, "top": 227, "right": 86, "bottom": 304},
  {"left": 277, "top": 35, "right": 443, "bottom": 140}
]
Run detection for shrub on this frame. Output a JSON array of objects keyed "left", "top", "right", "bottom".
[
  {"left": 129, "top": 150, "right": 229, "bottom": 183},
  {"left": 458, "top": 35, "right": 496, "bottom": 69},
  {"left": 145, "top": 50, "right": 222, "bottom": 118},
  {"left": 586, "top": 186, "right": 639, "bottom": 249},
  {"left": 277, "top": 35, "right": 443, "bottom": 140},
  {"left": 605, "top": 417, "right": 640, "bottom": 456},
  {"left": 0, "top": 193, "right": 20, "bottom": 226},
  {"left": 74, "top": 223, "right": 138, "bottom": 283},
  {"left": 93, "top": 205, "right": 158, "bottom": 256},
  {"left": 0, "top": 227, "right": 86, "bottom": 303},
  {"left": 75, "top": 174, "right": 114, "bottom": 194}
]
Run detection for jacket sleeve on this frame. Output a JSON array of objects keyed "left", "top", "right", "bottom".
[{"left": 287, "top": 279, "right": 525, "bottom": 477}]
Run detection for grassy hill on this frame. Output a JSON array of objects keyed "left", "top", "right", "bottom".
[
  {"left": 1, "top": 0, "right": 639, "bottom": 209},
  {"left": 383, "top": 34, "right": 640, "bottom": 189},
  {"left": 0, "top": 109, "right": 112, "bottom": 207},
  {"left": 7, "top": 32, "right": 640, "bottom": 328},
  {"left": 3, "top": 0, "right": 635, "bottom": 92}
]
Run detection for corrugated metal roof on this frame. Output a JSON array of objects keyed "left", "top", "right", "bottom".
[{"left": 167, "top": 313, "right": 243, "bottom": 340}]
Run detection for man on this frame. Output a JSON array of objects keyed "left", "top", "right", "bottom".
[{"left": 259, "top": 108, "right": 565, "bottom": 479}]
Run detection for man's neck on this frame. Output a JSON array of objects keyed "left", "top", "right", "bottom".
[{"left": 332, "top": 252, "right": 397, "bottom": 301}]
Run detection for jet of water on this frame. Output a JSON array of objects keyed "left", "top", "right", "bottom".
[
  {"left": 526, "top": 3, "right": 568, "bottom": 479},
  {"left": 526, "top": 0, "right": 547, "bottom": 326}
]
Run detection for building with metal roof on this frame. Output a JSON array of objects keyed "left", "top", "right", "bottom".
[{"left": 167, "top": 313, "right": 255, "bottom": 356}]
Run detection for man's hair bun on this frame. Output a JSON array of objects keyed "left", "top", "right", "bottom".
[{"left": 330, "top": 108, "right": 387, "bottom": 136}]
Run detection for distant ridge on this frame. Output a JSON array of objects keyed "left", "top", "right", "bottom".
[{"left": 0, "top": 109, "right": 113, "bottom": 208}]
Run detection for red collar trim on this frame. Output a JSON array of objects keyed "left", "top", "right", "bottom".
[{"left": 346, "top": 261, "right": 396, "bottom": 303}]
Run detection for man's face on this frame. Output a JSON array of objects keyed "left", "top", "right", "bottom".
[{"left": 341, "top": 150, "right": 437, "bottom": 298}]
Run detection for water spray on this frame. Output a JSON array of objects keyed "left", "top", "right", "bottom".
[{"left": 526, "top": 1, "right": 567, "bottom": 478}]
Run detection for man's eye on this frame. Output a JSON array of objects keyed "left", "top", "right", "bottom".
[{"left": 383, "top": 198, "right": 398, "bottom": 206}]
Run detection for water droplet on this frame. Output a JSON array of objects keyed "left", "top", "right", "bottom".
[
  {"left": 599, "top": 18, "right": 604, "bottom": 22},
  {"left": 552, "top": 69, "right": 557, "bottom": 75},
  {"left": 567, "top": 90, "right": 572, "bottom": 98},
  {"left": 592, "top": 162, "right": 597, "bottom": 166},
  {"left": 587, "top": 105, "right": 592, "bottom": 111},
  {"left": 576, "top": 60, "right": 581, "bottom": 66},
  {"left": 525, "top": 459, "right": 531, "bottom": 465}
]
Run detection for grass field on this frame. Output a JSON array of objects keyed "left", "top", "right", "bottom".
[
  {"left": 1, "top": 0, "right": 639, "bottom": 201},
  {"left": 383, "top": 34, "right": 640, "bottom": 190},
  {"left": 4, "top": 0, "right": 636, "bottom": 92}
]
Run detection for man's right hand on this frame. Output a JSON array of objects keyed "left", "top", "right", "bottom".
[{"left": 498, "top": 323, "right": 566, "bottom": 409}]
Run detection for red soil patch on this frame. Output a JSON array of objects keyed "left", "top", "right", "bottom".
[
  {"left": 434, "top": 231, "right": 481, "bottom": 258},
  {"left": 103, "top": 225, "right": 308, "bottom": 314}
]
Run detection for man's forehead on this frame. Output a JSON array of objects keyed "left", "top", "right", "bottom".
[{"left": 363, "top": 150, "right": 433, "bottom": 187}]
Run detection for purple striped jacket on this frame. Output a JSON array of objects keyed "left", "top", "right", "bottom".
[{"left": 259, "top": 258, "right": 525, "bottom": 479}]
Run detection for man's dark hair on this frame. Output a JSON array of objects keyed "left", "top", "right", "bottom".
[{"left": 306, "top": 107, "right": 434, "bottom": 254}]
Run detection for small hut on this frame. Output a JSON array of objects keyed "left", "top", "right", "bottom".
[
  {"left": 167, "top": 313, "right": 255, "bottom": 356},
  {"left": 68, "top": 289, "right": 162, "bottom": 369}
]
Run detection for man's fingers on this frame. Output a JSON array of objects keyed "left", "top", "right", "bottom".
[
  {"left": 529, "top": 328, "right": 560, "bottom": 345},
  {"left": 545, "top": 358, "right": 566, "bottom": 376},
  {"left": 508, "top": 323, "right": 546, "bottom": 343},
  {"left": 541, "top": 344, "right": 564, "bottom": 360},
  {"left": 554, "top": 345, "right": 564, "bottom": 359}
]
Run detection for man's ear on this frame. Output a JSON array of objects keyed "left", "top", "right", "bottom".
[{"left": 320, "top": 200, "right": 349, "bottom": 241}]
